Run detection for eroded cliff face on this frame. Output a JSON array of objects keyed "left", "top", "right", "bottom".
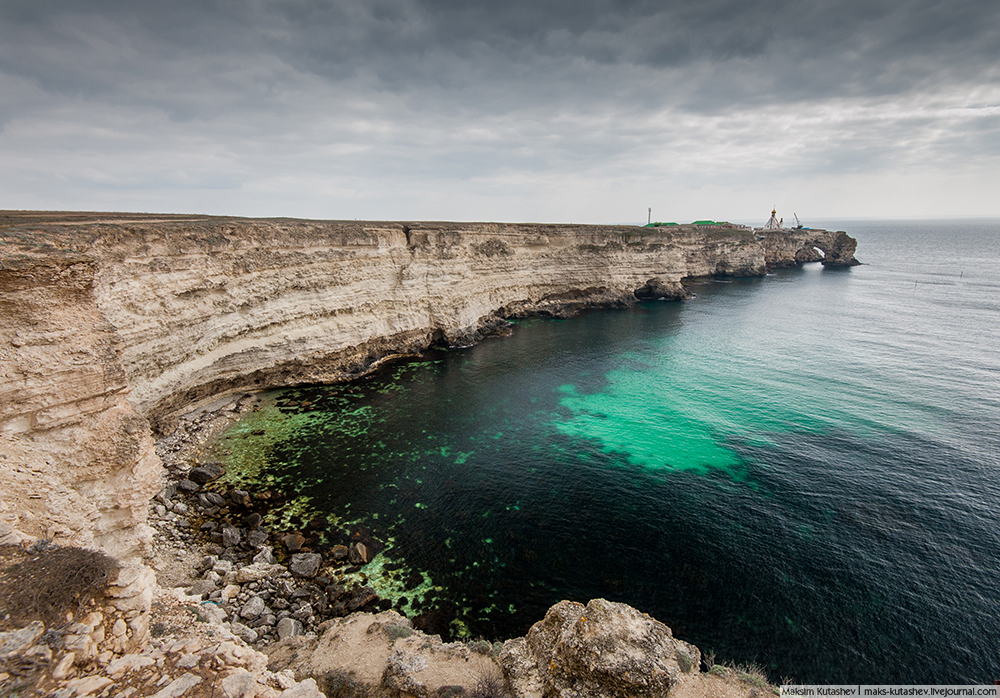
[
  {"left": 0, "top": 212, "right": 858, "bottom": 559},
  {"left": 85, "top": 220, "right": 775, "bottom": 423},
  {"left": 0, "top": 253, "right": 159, "bottom": 559}
]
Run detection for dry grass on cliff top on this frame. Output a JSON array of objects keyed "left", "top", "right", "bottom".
[{"left": 0, "top": 542, "right": 118, "bottom": 630}]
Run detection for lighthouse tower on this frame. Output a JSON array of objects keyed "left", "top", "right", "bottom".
[{"left": 763, "top": 207, "right": 782, "bottom": 230}]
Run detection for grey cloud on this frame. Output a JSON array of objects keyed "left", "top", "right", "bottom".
[
  {"left": 4, "top": 0, "right": 998, "bottom": 114},
  {"left": 0, "top": 0, "right": 997, "bottom": 219}
]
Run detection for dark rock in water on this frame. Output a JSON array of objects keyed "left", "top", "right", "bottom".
[
  {"left": 329, "top": 544, "right": 349, "bottom": 562},
  {"left": 177, "top": 479, "right": 199, "bottom": 493},
  {"left": 306, "top": 517, "right": 327, "bottom": 531},
  {"left": 412, "top": 608, "right": 453, "bottom": 640},
  {"left": 349, "top": 542, "right": 369, "bottom": 565},
  {"left": 350, "top": 526, "right": 384, "bottom": 552},
  {"left": 345, "top": 586, "right": 378, "bottom": 613},
  {"left": 377, "top": 598, "right": 393, "bottom": 611},
  {"left": 188, "top": 462, "right": 225, "bottom": 484},
  {"left": 230, "top": 490, "right": 252, "bottom": 508},
  {"left": 244, "top": 513, "right": 263, "bottom": 529},
  {"left": 290, "top": 552, "right": 322, "bottom": 578},
  {"left": 283, "top": 532, "right": 306, "bottom": 553},
  {"left": 405, "top": 572, "right": 424, "bottom": 590},
  {"left": 204, "top": 491, "right": 227, "bottom": 508}
]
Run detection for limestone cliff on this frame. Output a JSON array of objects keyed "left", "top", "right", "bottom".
[
  {"left": 0, "top": 251, "right": 159, "bottom": 559},
  {"left": 0, "top": 212, "right": 858, "bottom": 558}
]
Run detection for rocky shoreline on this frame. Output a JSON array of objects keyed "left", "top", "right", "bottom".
[
  {"left": 137, "top": 393, "right": 780, "bottom": 698},
  {"left": 150, "top": 392, "right": 378, "bottom": 646}
]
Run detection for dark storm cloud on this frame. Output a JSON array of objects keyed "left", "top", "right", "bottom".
[
  {"left": 3, "top": 0, "right": 998, "bottom": 112},
  {"left": 276, "top": 0, "right": 1000, "bottom": 109},
  {"left": 0, "top": 0, "right": 997, "bottom": 219}
]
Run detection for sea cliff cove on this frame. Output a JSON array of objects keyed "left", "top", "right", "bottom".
[{"left": 2, "top": 212, "right": 999, "bottom": 694}]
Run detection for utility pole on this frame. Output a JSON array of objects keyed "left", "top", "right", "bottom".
[{"left": 648, "top": 207, "right": 651, "bottom": 225}]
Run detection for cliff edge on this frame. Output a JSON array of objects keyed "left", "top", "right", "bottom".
[{"left": 0, "top": 211, "right": 857, "bottom": 559}]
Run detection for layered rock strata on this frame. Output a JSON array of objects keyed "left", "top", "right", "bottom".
[
  {"left": 0, "top": 211, "right": 858, "bottom": 561},
  {"left": 0, "top": 253, "right": 159, "bottom": 560}
]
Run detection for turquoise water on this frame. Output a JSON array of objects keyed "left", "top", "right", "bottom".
[{"left": 210, "top": 219, "right": 1000, "bottom": 683}]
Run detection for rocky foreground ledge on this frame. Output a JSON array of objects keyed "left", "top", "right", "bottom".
[
  {"left": 0, "top": 212, "right": 853, "bottom": 696},
  {"left": 1, "top": 535, "right": 773, "bottom": 698}
]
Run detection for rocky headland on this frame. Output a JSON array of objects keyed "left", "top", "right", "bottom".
[{"left": 0, "top": 211, "right": 859, "bottom": 696}]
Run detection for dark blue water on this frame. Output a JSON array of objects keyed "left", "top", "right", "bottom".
[{"left": 211, "top": 219, "right": 1000, "bottom": 683}]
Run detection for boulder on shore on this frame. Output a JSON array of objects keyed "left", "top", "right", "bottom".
[
  {"left": 500, "top": 598, "right": 700, "bottom": 698},
  {"left": 188, "top": 462, "right": 225, "bottom": 484}
]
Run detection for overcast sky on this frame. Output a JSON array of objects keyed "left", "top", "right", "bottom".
[{"left": 1, "top": 0, "right": 998, "bottom": 223}]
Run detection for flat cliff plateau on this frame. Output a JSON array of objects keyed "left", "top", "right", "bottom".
[{"left": 0, "top": 210, "right": 857, "bottom": 561}]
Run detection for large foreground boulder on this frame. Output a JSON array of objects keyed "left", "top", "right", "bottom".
[
  {"left": 500, "top": 598, "right": 700, "bottom": 698},
  {"left": 267, "top": 610, "right": 503, "bottom": 697}
]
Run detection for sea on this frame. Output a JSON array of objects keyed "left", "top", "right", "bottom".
[{"left": 207, "top": 218, "right": 1000, "bottom": 684}]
